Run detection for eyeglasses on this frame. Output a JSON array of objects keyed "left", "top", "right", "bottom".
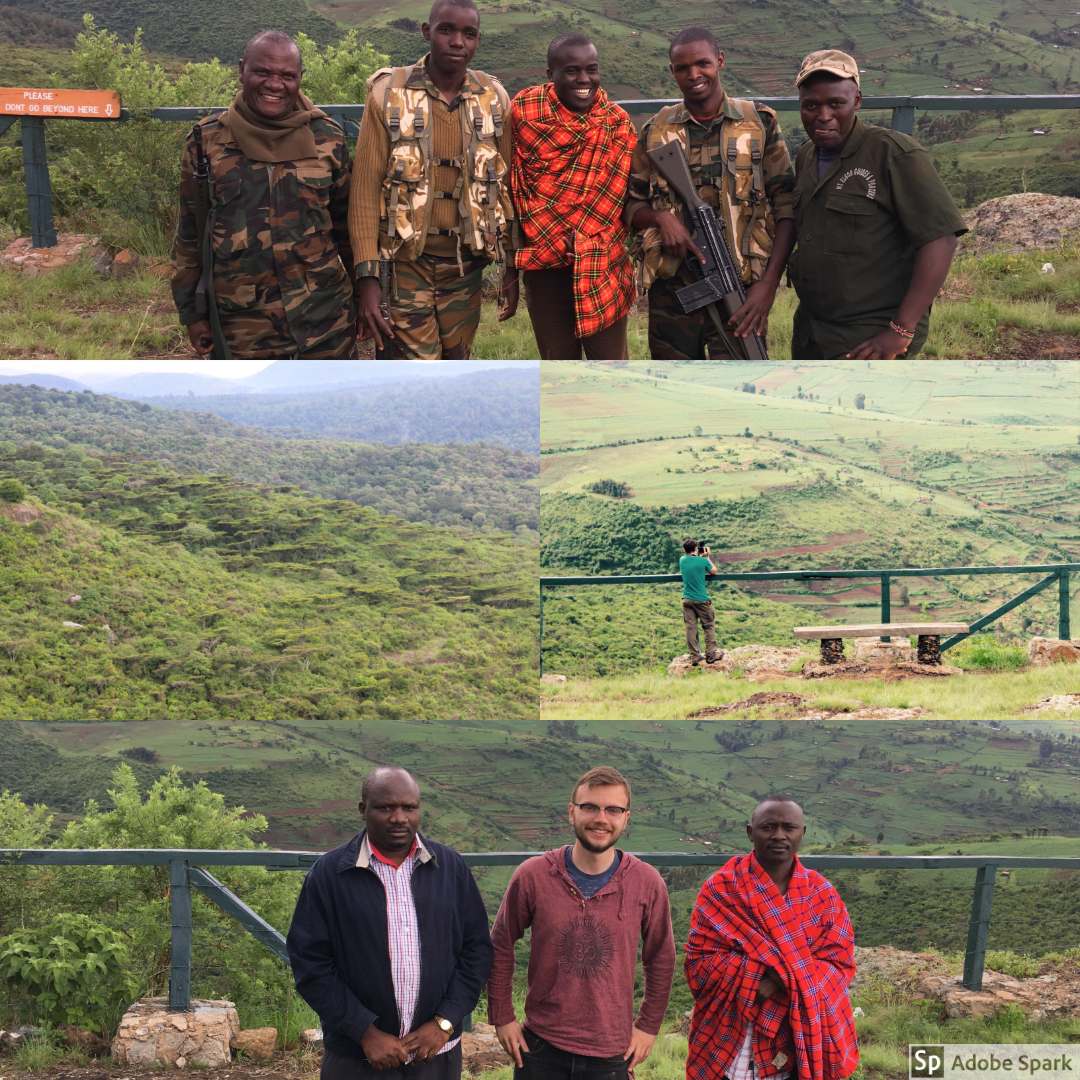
[{"left": 572, "top": 802, "right": 629, "bottom": 817}]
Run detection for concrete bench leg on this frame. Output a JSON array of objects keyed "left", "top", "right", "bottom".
[
  {"left": 820, "top": 638, "right": 843, "bottom": 664},
  {"left": 917, "top": 635, "right": 942, "bottom": 665}
]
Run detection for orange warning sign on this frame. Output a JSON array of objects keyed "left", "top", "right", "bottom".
[{"left": 1, "top": 88, "right": 121, "bottom": 118}]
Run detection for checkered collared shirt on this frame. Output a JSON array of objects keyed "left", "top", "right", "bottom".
[{"left": 358, "top": 834, "right": 460, "bottom": 1059}]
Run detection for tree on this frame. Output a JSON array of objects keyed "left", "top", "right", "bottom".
[
  {"left": 0, "top": 478, "right": 25, "bottom": 502},
  {"left": 693, "top": 425, "right": 703, "bottom": 437},
  {"left": 1040, "top": 739, "right": 1054, "bottom": 759},
  {"left": 855, "top": 393, "right": 866, "bottom": 410},
  {"left": 877, "top": 832, "right": 885, "bottom": 842},
  {"left": 931, "top": 53, "right": 939, "bottom": 67}
]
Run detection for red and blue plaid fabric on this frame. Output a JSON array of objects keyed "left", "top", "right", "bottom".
[
  {"left": 368, "top": 838, "right": 459, "bottom": 1059},
  {"left": 685, "top": 853, "right": 858, "bottom": 1080},
  {"left": 511, "top": 83, "right": 636, "bottom": 339}
]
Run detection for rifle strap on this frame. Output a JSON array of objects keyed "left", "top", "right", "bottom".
[{"left": 705, "top": 302, "right": 746, "bottom": 362}]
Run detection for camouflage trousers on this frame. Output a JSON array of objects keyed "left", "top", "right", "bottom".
[
  {"left": 389, "top": 253, "right": 487, "bottom": 360},
  {"left": 647, "top": 269, "right": 738, "bottom": 361}
]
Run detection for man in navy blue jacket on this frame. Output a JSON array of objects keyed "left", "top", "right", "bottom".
[{"left": 288, "top": 766, "right": 494, "bottom": 1079}]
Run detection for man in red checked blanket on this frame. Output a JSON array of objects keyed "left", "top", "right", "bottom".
[
  {"left": 685, "top": 796, "right": 859, "bottom": 1080},
  {"left": 510, "top": 33, "right": 637, "bottom": 360}
]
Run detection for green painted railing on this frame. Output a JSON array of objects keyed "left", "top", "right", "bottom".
[
  {"left": 4, "top": 848, "right": 1078, "bottom": 1009},
  {"left": 4, "top": 93, "right": 1079, "bottom": 248},
  {"left": 539, "top": 562, "right": 1078, "bottom": 671}
]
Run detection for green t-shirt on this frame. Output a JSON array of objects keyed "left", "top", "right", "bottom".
[
  {"left": 680, "top": 555, "right": 713, "bottom": 602},
  {"left": 788, "top": 118, "right": 968, "bottom": 358}
]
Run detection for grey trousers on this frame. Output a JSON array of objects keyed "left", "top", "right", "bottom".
[{"left": 683, "top": 599, "right": 717, "bottom": 660}]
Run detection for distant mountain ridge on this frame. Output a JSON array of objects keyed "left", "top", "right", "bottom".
[
  {"left": 144, "top": 366, "right": 540, "bottom": 454},
  {"left": 0, "top": 359, "right": 537, "bottom": 400}
]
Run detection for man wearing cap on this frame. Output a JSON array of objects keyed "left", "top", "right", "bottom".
[{"left": 789, "top": 50, "right": 966, "bottom": 361}]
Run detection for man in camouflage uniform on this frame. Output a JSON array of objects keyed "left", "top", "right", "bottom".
[
  {"left": 350, "top": 0, "right": 518, "bottom": 361},
  {"left": 172, "top": 30, "right": 358, "bottom": 359},
  {"left": 625, "top": 28, "right": 796, "bottom": 361}
]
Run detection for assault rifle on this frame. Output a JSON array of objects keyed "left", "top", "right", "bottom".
[
  {"left": 646, "top": 141, "right": 769, "bottom": 364},
  {"left": 191, "top": 124, "right": 232, "bottom": 360}
]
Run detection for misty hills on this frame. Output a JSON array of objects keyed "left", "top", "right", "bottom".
[{"left": 145, "top": 366, "right": 539, "bottom": 454}]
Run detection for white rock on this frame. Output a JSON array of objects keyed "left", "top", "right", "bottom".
[
  {"left": 1041, "top": 262, "right": 1055, "bottom": 273},
  {"left": 112, "top": 998, "right": 239, "bottom": 1068},
  {"left": 63, "top": 621, "right": 84, "bottom": 628}
]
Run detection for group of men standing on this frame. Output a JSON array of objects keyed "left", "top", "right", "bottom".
[
  {"left": 287, "top": 765, "right": 858, "bottom": 1080},
  {"left": 172, "top": 1, "right": 966, "bottom": 361}
]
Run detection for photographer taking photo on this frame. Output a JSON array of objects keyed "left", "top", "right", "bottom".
[{"left": 680, "top": 539, "right": 718, "bottom": 665}]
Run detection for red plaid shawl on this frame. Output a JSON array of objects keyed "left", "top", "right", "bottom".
[
  {"left": 511, "top": 83, "right": 636, "bottom": 339},
  {"left": 685, "top": 853, "right": 858, "bottom": 1080}
]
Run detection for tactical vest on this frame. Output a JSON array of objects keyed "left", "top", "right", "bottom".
[
  {"left": 368, "top": 63, "right": 513, "bottom": 265},
  {"left": 639, "top": 98, "right": 775, "bottom": 289}
]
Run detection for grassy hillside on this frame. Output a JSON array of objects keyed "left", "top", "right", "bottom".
[
  {"left": 0, "top": 384, "right": 539, "bottom": 536},
  {"left": 0, "top": 446, "right": 538, "bottom": 842},
  {"left": 311, "top": 0, "right": 1080, "bottom": 98},
  {"left": 9, "top": 0, "right": 337, "bottom": 61},
  {"left": 144, "top": 367, "right": 540, "bottom": 455},
  {"left": 542, "top": 666, "right": 1080, "bottom": 850}
]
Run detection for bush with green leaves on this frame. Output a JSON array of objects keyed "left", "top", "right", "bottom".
[
  {"left": 0, "top": 768, "right": 306, "bottom": 1036},
  {"left": 0, "top": 478, "right": 26, "bottom": 503},
  {"left": 0, "top": 912, "right": 139, "bottom": 1031}
]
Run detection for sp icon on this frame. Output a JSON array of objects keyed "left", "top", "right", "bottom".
[{"left": 911, "top": 1046, "right": 946, "bottom": 1079}]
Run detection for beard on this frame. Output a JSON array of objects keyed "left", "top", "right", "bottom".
[{"left": 573, "top": 817, "right": 623, "bottom": 854}]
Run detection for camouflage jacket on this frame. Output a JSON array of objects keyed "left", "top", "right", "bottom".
[
  {"left": 171, "top": 111, "right": 357, "bottom": 359},
  {"left": 624, "top": 93, "right": 795, "bottom": 285}
]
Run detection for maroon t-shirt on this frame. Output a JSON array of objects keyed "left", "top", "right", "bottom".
[{"left": 487, "top": 848, "right": 676, "bottom": 1056}]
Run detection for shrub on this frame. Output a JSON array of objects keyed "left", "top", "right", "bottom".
[
  {"left": 0, "top": 912, "right": 139, "bottom": 1031},
  {"left": 952, "top": 635, "right": 1027, "bottom": 672},
  {"left": 583, "top": 479, "right": 631, "bottom": 498},
  {"left": 0, "top": 478, "right": 26, "bottom": 502}
]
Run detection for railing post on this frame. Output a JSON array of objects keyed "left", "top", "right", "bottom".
[
  {"left": 880, "top": 574, "right": 891, "bottom": 642},
  {"left": 1060, "top": 569, "right": 1071, "bottom": 641},
  {"left": 20, "top": 118, "right": 57, "bottom": 249},
  {"left": 891, "top": 105, "right": 915, "bottom": 134},
  {"left": 962, "top": 864, "right": 996, "bottom": 990},
  {"left": 169, "top": 857, "right": 192, "bottom": 1011}
]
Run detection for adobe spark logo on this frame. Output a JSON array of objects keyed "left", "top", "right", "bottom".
[{"left": 911, "top": 1046, "right": 946, "bottom": 1079}]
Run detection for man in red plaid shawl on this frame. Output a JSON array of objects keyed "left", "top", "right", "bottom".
[
  {"left": 685, "top": 797, "right": 859, "bottom": 1080},
  {"left": 511, "top": 34, "right": 636, "bottom": 360}
]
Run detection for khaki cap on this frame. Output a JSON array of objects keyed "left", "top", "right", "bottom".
[{"left": 796, "top": 49, "right": 860, "bottom": 88}]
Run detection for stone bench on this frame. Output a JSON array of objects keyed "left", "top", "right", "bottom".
[{"left": 794, "top": 623, "right": 970, "bottom": 666}]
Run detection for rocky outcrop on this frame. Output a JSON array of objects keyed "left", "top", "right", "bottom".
[
  {"left": 921, "top": 969, "right": 1080, "bottom": 1021},
  {"left": 111, "top": 998, "right": 240, "bottom": 1068},
  {"left": 230, "top": 1028, "right": 277, "bottom": 1060},
  {"left": 961, "top": 194, "right": 1080, "bottom": 256},
  {"left": 1028, "top": 636, "right": 1080, "bottom": 667},
  {"left": 668, "top": 644, "right": 809, "bottom": 680},
  {"left": 0, "top": 233, "right": 107, "bottom": 276}
]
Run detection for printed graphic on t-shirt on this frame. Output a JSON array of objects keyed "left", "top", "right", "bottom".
[
  {"left": 834, "top": 167, "right": 877, "bottom": 199},
  {"left": 557, "top": 913, "right": 613, "bottom": 978}
]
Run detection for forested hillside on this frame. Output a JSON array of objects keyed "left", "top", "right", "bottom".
[
  {"left": 145, "top": 367, "right": 539, "bottom": 455},
  {"left": 0, "top": 384, "right": 539, "bottom": 535},
  {"left": 0, "top": 444, "right": 538, "bottom": 815}
]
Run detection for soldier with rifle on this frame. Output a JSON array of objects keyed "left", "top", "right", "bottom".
[
  {"left": 349, "top": 0, "right": 518, "bottom": 361},
  {"left": 172, "top": 30, "right": 359, "bottom": 360},
  {"left": 626, "top": 27, "right": 796, "bottom": 362}
]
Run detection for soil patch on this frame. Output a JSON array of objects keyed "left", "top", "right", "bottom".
[
  {"left": 1021, "top": 693, "right": 1080, "bottom": 713},
  {"left": 0, "top": 502, "right": 41, "bottom": 525},
  {"left": 689, "top": 691, "right": 806, "bottom": 718},
  {"left": 0, "top": 1063, "right": 318, "bottom": 1080},
  {"left": 1008, "top": 330, "right": 1080, "bottom": 365},
  {"left": 714, "top": 530, "right": 868, "bottom": 563}
]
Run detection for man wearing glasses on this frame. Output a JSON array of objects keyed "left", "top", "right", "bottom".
[{"left": 487, "top": 766, "right": 675, "bottom": 1080}]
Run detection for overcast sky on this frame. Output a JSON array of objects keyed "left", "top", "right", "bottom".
[{"left": 0, "top": 359, "right": 274, "bottom": 379}]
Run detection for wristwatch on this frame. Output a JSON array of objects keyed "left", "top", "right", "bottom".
[{"left": 434, "top": 1015, "right": 453, "bottom": 1034}]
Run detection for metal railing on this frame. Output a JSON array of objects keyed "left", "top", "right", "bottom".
[
  {"left": 538, "top": 562, "right": 1077, "bottom": 671},
  {"left": 3, "top": 847, "right": 1078, "bottom": 1009},
  {"left": 3, "top": 93, "right": 1079, "bottom": 248}
]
